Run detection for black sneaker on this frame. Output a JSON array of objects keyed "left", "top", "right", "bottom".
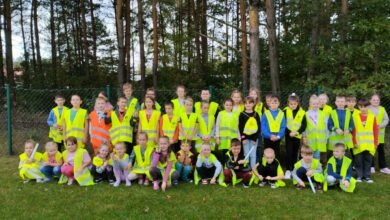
[{"left": 94, "top": 178, "right": 103, "bottom": 184}]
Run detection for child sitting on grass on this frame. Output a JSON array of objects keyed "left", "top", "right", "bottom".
[
  {"left": 91, "top": 143, "right": 114, "bottom": 184},
  {"left": 195, "top": 143, "right": 225, "bottom": 186},
  {"left": 252, "top": 148, "right": 285, "bottom": 189},
  {"left": 40, "top": 141, "right": 63, "bottom": 183},
  {"left": 175, "top": 142, "right": 195, "bottom": 183},
  {"left": 111, "top": 142, "right": 132, "bottom": 187},
  {"left": 19, "top": 139, "right": 45, "bottom": 183},
  {"left": 325, "top": 143, "right": 356, "bottom": 193},
  {"left": 223, "top": 138, "right": 252, "bottom": 188},
  {"left": 292, "top": 145, "right": 324, "bottom": 191}
]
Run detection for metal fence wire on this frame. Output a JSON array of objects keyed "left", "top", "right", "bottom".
[{"left": 1, "top": 86, "right": 389, "bottom": 155}]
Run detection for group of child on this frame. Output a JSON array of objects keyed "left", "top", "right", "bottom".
[{"left": 18, "top": 83, "right": 389, "bottom": 193}]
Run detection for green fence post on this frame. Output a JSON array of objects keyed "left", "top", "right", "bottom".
[
  {"left": 6, "top": 84, "right": 13, "bottom": 155},
  {"left": 209, "top": 85, "right": 214, "bottom": 101},
  {"left": 106, "top": 85, "right": 111, "bottom": 103},
  {"left": 317, "top": 86, "right": 321, "bottom": 96}
]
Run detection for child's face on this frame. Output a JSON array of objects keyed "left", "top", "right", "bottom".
[
  {"left": 99, "top": 146, "right": 109, "bottom": 157},
  {"left": 145, "top": 98, "right": 154, "bottom": 109},
  {"left": 201, "top": 147, "right": 211, "bottom": 157},
  {"left": 301, "top": 151, "right": 313, "bottom": 163},
  {"left": 319, "top": 95, "right": 328, "bottom": 106},
  {"left": 231, "top": 145, "right": 241, "bottom": 156},
  {"left": 47, "top": 146, "right": 57, "bottom": 156},
  {"left": 346, "top": 100, "right": 356, "bottom": 109},
  {"left": 185, "top": 100, "right": 193, "bottom": 112},
  {"left": 117, "top": 98, "right": 127, "bottom": 110},
  {"left": 224, "top": 101, "right": 233, "bottom": 112},
  {"left": 146, "top": 90, "right": 156, "bottom": 99},
  {"left": 95, "top": 99, "right": 106, "bottom": 112},
  {"left": 310, "top": 99, "right": 320, "bottom": 110},
  {"left": 335, "top": 97, "right": 346, "bottom": 109},
  {"left": 333, "top": 148, "right": 344, "bottom": 159},
  {"left": 176, "top": 87, "right": 185, "bottom": 98},
  {"left": 370, "top": 95, "right": 380, "bottom": 107},
  {"left": 25, "top": 143, "right": 34, "bottom": 156},
  {"left": 264, "top": 152, "right": 275, "bottom": 164},
  {"left": 137, "top": 135, "right": 147, "bottom": 146},
  {"left": 123, "top": 87, "right": 132, "bottom": 98},
  {"left": 200, "top": 90, "right": 210, "bottom": 101},
  {"left": 181, "top": 143, "right": 191, "bottom": 152},
  {"left": 269, "top": 98, "right": 280, "bottom": 110},
  {"left": 201, "top": 104, "right": 209, "bottom": 114},
  {"left": 71, "top": 95, "right": 82, "bottom": 108},
  {"left": 288, "top": 100, "right": 298, "bottom": 110},
  {"left": 265, "top": 97, "right": 272, "bottom": 107},
  {"left": 159, "top": 139, "right": 169, "bottom": 152},
  {"left": 115, "top": 144, "right": 126, "bottom": 156},
  {"left": 231, "top": 93, "right": 242, "bottom": 105},
  {"left": 249, "top": 90, "right": 258, "bottom": 100},
  {"left": 66, "top": 141, "right": 77, "bottom": 152},
  {"left": 165, "top": 105, "right": 173, "bottom": 114},
  {"left": 55, "top": 98, "right": 65, "bottom": 107},
  {"left": 244, "top": 101, "right": 254, "bottom": 111},
  {"left": 359, "top": 105, "right": 368, "bottom": 114}
]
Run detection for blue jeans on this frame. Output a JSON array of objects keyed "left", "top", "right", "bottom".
[
  {"left": 243, "top": 140, "right": 257, "bottom": 169},
  {"left": 175, "top": 162, "right": 192, "bottom": 182},
  {"left": 40, "top": 165, "right": 61, "bottom": 179}
]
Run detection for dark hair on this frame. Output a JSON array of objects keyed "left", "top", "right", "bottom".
[
  {"left": 224, "top": 98, "right": 233, "bottom": 105},
  {"left": 357, "top": 99, "right": 370, "bottom": 107},
  {"left": 230, "top": 138, "right": 241, "bottom": 147},
  {"left": 288, "top": 93, "right": 300, "bottom": 104},
  {"left": 200, "top": 101, "right": 210, "bottom": 108},
  {"left": 144, "top": 96, "right": 156, "bottom": 110},
  {"left": 345, "top": 95, "right": 356, "bottom": 102},
  {"left": 244, "top": 96, "right": 255, "bottom": 104},
  {"left": 164, "top": 101, "right": 173, "bottom": 108},
  {"left": 98, "top": 91, "right": 108, "bottom": 98},
  {"left": 65, "top": 136, "right": 78, "bottom": 145},
  {"left": 117, "top": 96, "right": 127, "bottom": 102},
  {"left": 55, "top": 94, "right": 65, "bottom": 99},
  {"left": 269, "top": 94, "right": 280, "bottom": 102},
  {"left": 334, "top": 142, "right": 345, "bottom": 150}
]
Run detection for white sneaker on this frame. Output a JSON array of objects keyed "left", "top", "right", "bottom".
[
  {"left": 365, "top": 178, "right": 374, "bottom": 183},
  {"left": 259, "top": 181, "right": 266, "bottom": 187},
  {"left": 36, "top": 178, "right": 44, "bottom": 183},
  {"left": 284, "top": 170, "right": 291, "bottom": 179},
  {"left": 356, "top": 178, "right": 362, "bottom": 183},
  {"left": 270, "top": 183, "right": 277, "bottom": 189},
  {"left": 41, "top": 178, "right": 51, "bottom": 183},
  {"left": 23, "top": 179, "right": 31, "bottom": 184},
  {"left": 371, "top": 167, "right": 376, "bottom": 174},
  {"left": 380, "top": 167, "right": 390, "bottom": 174},
  {"left": 67, "top": 179, "right": 74, "bottom": 186},
  {"left": 125, "top": 181, "right": 131, "bottom": 187},
  {"left": 113, "top": 181, "right": 120, "bottom": 187}
]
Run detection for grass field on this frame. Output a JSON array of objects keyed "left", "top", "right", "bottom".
[{"left": 1, "top": 156, "right": 390, "bottom": 219}]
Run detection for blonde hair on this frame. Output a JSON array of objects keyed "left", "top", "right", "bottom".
[
  {"left": 319, "top": 93, "right": 329, "bottom": 103},
  {"left": 200, "top": 143, "right": 211, "bottom": 152},
  {"left": 249, "top": 87, "right": 261, "bottom": 104},
  {"left": 122, "top": 82, "right": 132, "bottom": 90},
  {"left": 231, "top": 89, "right": 243, "bottom": 105},
  {"left": 185, "top": 96, "right": 194, "bottom": 104},
  {"left": 25, "top": 139, "right": 36, "bottom": 147},
  {"left": 45, "top": 141, "right": 58, "bottom": 151},
  {"left": 114, "top": 142, "right": 126, "bottom": 150},
  {"left": 300, "top": 145, "right": 313, "bottom": 154}
]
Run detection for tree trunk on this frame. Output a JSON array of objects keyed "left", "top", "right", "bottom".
[
  {"left": 0, "top": 6, "right": 4, "bottom": 87},
  {"left": 225, "top": 0, "right": 229, "bottom": 62},
  {"left": 240, "top": 0, "right": 248, "bottom": 91},
  {"left": 152, "top": 0, "right": 158, "bottom": 88},
  {"left": 159, "top": 4, "right": 167, "bottom": 68},
  {"left": 307, "top": 2, "right": 319, "bottom": 83},
  {"left": 249, "top": 1, "right": 260, "bottom": 90},
  {"left": 187, "top": 0, "right": 193, "bottom": 71},
  {"left": 194, "top": 0, "right": 202, "bottom": 77},
  {"left": 137, "top": 0, "right": 146, "bottom": 92},
  {"left": 124, "top": 0, "right": 131, "bottom": 80},
  {"left": 90, "top": 0, "right": 98, "bottom": 74},
  {"left": 3, "top": 0, "right": 15, "bottom": 87},
  {"left": 200, "top": 0, "right": 208, "bottom": 65},
  {"left": 30, "top": 3, "right": 37, "bottom": 75},
  {"left": 80, "top": 0, "right": 89, "bottom": 77},
  {"left": 265, "top": 0, "right": 280, "bottom": 94},
  {"left": 61, "top": 0, "right": 72, "bottom": 71},
  {"left": 19, "top": 0, "right": 30, "bottom": 85},
  {"left": 281, "top": 0, "right": 288, "bottom": 37},
  {"left": 50, "top": 0, "right": 57, "bottom": 87},
  {"left": 33, "top": 0, "right": 43, "bottom": 79},
  {"left": 115, "top": 0, "right": 125, "bottom": 85},
  {"left": 339, "top": 0, "right": 349, "bottom": 75}
]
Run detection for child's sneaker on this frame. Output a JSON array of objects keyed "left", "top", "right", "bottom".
[
  {"left": 109, "top": 179, "right": 115, "bottom": 184},
  {"left": 270, "top": 183, "right": 277, "bottom": 189},
  {"left": 284, "top": 170, "right": 291, "bottom": 179},
  {"left": 113, "top": 181, "right": 120, "bottom": 187},
  {"left": 94, "top": 178, "right": 103, "bottom": 184},
  {"left": 356, "top": 177, "right": 362, "bottom": 183},
  {"left": 67, "top": 178, "right": 74, "bottom": 186},
  {"left": 41, "top": 178, "right": 51, "bottom": 183},
  {"left": 380, "top": 167, "right": 390, "bottom": 174},
  {"left": 138, "top": 178, "right": 144, "bottom": 185},
  {"left": 364, "top": 178, "right": 374, "bottom": 183},
  {"left": 172, "top": 180, "right": 179, "bottom": 186},
  {"left": 242, "top": 183, "right": 249, "bottom": 188},
  {"left": 36, "top": 178, "right": 44, "bottom": 183},
  {"left": 296, "top": 184, "right": 304, "bottom": 190},
  {"left": 125, "top": 180, "right": 131, "bottom": 187},
  {"left": 153, "top": 181, "right": 159, "bottom": 190},
  {"left": 144, "top": 179, "right": 150, "bottom": 186},
  {"left": 23, "top": 179, "right": 31, "bottom": 184},
  {"left": 201, "top": 179, "right": 208, "bottom": 185},
  {"left": 259, "top": 181, "right": 266, "bottom": 187},
  {"left": 371, "top": 167, "right": 376, "bottom": 174},
  {"left": 316, "top": 184, "right": 323, "bottom": 192}
]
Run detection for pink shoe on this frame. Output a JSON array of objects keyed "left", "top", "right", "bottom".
[{"left": 153, "top": 181, "right": 159, "bottom": 190}]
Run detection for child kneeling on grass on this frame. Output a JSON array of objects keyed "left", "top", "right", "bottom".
[
  {"left": 40, "top": 141, "right": 63, "bottom": 183},
  {"left": 19, "top": 139, "right": 45, "bottom": 183},
  {"left": 223, "top": 138, "right": 252, "bottom": 188},
  {"left": 149, "top": 136, "right": 179, "bottom": 191},
  {"left": 91, "top": 143, "right": 114, "bottom": 184},
  {"left": 194, "top": 143, "right": 226, "bottom": 186},
  {"left": 59, "top": 136, "right": 94, "bottom": 186},
  {"left": 324, "top": 143, "right": 356, "bottom": 193},
  {"left": 111, "top": 142, "right": 132, "bottom": 187},
  {"left": 251, "top": 148, "right": 285, "bottom": 189},
  {"left": 292, "top": 145, "right": 324, "bottom": 191}
]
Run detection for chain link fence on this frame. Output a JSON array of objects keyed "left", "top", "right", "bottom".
[{"left": 1, "top": 86, "right": 389, "bottom": 155}]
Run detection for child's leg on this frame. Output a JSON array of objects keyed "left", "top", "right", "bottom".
[
  {"left": 171, "top": 171, "right": 180, "bottom": 184},
  {"left": 256, "top": 133, "right": 264, "bottom": 164},
  {"left": 223, "top": 169, "right": 233, "bottom": 183},
  {"left": 243, "top": 140, "right": 257, "bottom": 169},
  {"left": 125, "top": 141, "right": 134, "bottom": 156},
  {"left": 128, "top": 172, "right": 138, "bottom": 181},
  {"left": 292, "top": 138, "right": 301, "bottom": 169},
  {"left": 196, "top": 166, "right": 215, "bottom": 179},
  {"left": 106, "top": 165, "right": 115, "bottom": 182},
  {"left": 377, "top": 144, "right": 388, "bottom": 169},
  {"left": 40, "top": 166, "right": 54, "bottom": 179},
  {"left": 53, "top": 166, "right": 62, "bottom": 178},
  {"left": 61, "top": 164, "right": 74, "bottom": 179},
  {"left": 149, "top": 167, "right": 162, "bottom": 181},
  {"left": 354, "top": 152, "right": 363, "bottom": 178},
  {"left": 295, "top": 167, "right": 308, "bottom": 182},
  {"left": 326, "top": 175, "right": 338, "bottom": 186},
  {"left": 182, "top": 165, "right": 192, "bottom": 182},
  {"left": 285, "top": 136, "right": 294, "bottom": 171},
  {"left": 175, "top": 162, "right": 184, "bottom": 179},
  {"left": 363, "top": 151, "right": 373, "bottom": 179},
  {"left": 91, "top": 165, "right": 102, "bottom": 181},
  {"left": 236, "top": 171, "right": 252, "bottom": 185}
]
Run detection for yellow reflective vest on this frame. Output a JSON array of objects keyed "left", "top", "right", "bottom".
[
  {"left": 132, "top": 144, "right": 153, "bottom": 176},
  {"left": 305, "top": 110, "right": 328, "bottom": 152},
  {"left": 218, "top": 111, "right": 239, "bottom": 150},
  {"left": 195, "top": 113, "right": 215, "bottom": 152},
  {"left": 369, "top": 106, "right": 386, "bottom": 144},
  {"left": 352, "top": 113, "right": 376, "bottom": 156},
  {"left": 179, "top": 112, "right": 198, "bottom": 141},
  {"left": 172, "top": 98, "right": 186, "bottom": 117},
  {"left": 49, "top": 106, "right": 69, "bottom": 143},
  {"left": 264, "top": 109, "right": 284, "bottom": 133},
  {"left": 19, "top": 152, "right": 45, "bottom": 180},
  {"left": 64, "top": 108, "right": 87, "bottom": 148},
  {"left": 42, "top": 151, "right": 63, "bottom": 164},
  {"left": 325, "top": 156, "right": 356, "bottom": 193},
  {"left": 161, "top": 114, "right": 179, "bottom": 142},
  {"left": 195, "top": 101, "right": 219, "bottom": 116},
  {"left": 59, "top": 148, "right": 94, "bottom": 186},
  {"left": 139, "top": 110, "right": 161, "bottom": 144},
  {"left": 110, "top": 110, "right": 133, "bottom": 145},
  {"left": 293, "top": 159, "right": 324, "bottom": 185},
  {"left": 328, "top": 110, "right": 353, "bottom": 150},
  {"left": 285, "top": 107, "right": 305, "bottom": 139}
]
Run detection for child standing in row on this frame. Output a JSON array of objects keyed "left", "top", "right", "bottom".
[
  {"left": 196, "top": 102, "right": 216, "bottom": 152},
  {"left": 89, "top": 97, "right": 111, "bottom": 154},
  {"left": 283, "top": 94, "right": 306, "bottom": 179},
  {"left": 40, "top": 142, "right": 63, "bottom": 182},
  {"left": 319, "top": 93, "right": 333, "bottom": 119},
  {"left": 252, "top": 148, "right": 285, "bottom": 189},
  {"left": 195, "top": 88, "right": 220, "bottom": 118},
  {"left": 231, "top": 89, "right": 244, "bottom": 113},
  {"left": 178, "top": 97, "right": 198, "bottom": 147},
  {"left": 47, "top": 95, "right": 68, "bottom": 152},
  {"left": 160, "top": 102, "right": 179, "bottom": 148},
  {"left": 63, "top": 94, "right": 88, "bottom": 148},
  {"left": 19, "top": 139, "right": 45, "bottom": 183},
  {"left": 172, "top": 85, "right": 187, "bottom": 117},
  {"left": 141, "top": 87, "right": 162, "bottom": 111},
  {"left": 223, "top": 139, "right": 252, "bottom": 187},
  {"left": 139, "top": 96, "right": 161, "bottom": 146},
  {"left": 91, "top": 143, "right": 114, "bottom": 184}
]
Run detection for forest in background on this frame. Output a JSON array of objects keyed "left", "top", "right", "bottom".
[{"left": 0, "top": 0, "right": 389, "bottom": 97}]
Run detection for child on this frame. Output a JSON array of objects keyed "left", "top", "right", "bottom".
[
  {"left": 141, "top": 87, "right": 162, "bottom": 111},
  {"left": 91, "top": 143, "right": 114, "bottom": 183},
  {"left": 239, "top": 96, "right": 261, "bottom": 169},
  {"left": 123, "top": 82, "right": 139, "bottom": 117},
  {"left": 249, "top": 88, "right": 265, "bottom": 117},
  {"left": 319, "top": 93, "right": 333, "bottom": 119},
  {"left": 138, "top": 96, "right": 161, "bottom": 145},
  {"left": 175, "top": 142, "right": 195, "bottom": 182},
  {"left": 252, "top": 148, "right": 285, "bottom": 189},
  {"left": 194, "top": 88, "right": 219, "bottom": 117},
  {"left": 89, "top": 97, "right": 111, "bottom": 154},
  {"left": 97, "top": 91, "right": 114, "bottom": 112},
  {"left": 328, "top": 95, "right": 354, "bottom": 152},
  {"left": 160, "top": 102, "right": 180, "bottom": 152},
  {"left": 111, "top": 142, "right": 132, "bottom": 187},
  {"left": 19, "top": 139, "right": 45, "bottom": 183},
  {"left": 194, "top": 143, "right": 225, "bottom": 186},
  {"left": 59, "top": 136, "right": 94, "bottom": 186},
  {"left": 346, "top": 95, "right": 359, "bottom": 116},
  {"left": 178, "top": 97, "right": 198, "bottom": 148},
  {"left": 231, "top": 89, "right": 244, "bottom": 113},
  {"left": 368, "top": 94, "right": 390, "bottom": 174},
  {"left": 47, "top": 95, "right": 68, "bottom": 152},
  {"left": 40, "top": 141, "right": 63, "bottom": 182},
  {"left": 196, "top": 101, "right": 216, "bottom": 152},
  {"left": 215, "top": 98, "right": 240, "bottom": 164},
  {"left": 304, "top": 95, "right": 328, "bottom": 164},
  {"left": 264, "top": 93, "right": 273, "bottom": 110},
  {"left": 292, "top": 145, "right": 324, "bottom": 191},
  {"left": 261, "top": 95, "right": 286, "bottom": 160},
  {"left": 223, "top": 138, "right": 252, "bottom": 187},
  {"left": 149, "top": 136, "right": 179, "bottom": 191},
  {"left": 283, "top": 93, "right": 306, "bottom": 179},
  {"left": 325, "top": 143, "right": 356, "bottom": 192},
  {"left": 128, "top": 132, "right": 154, "bottom": 186},
  {"left": 106, "top": 96, "right": 135, "bottom": 155},
  {"left": 63, "top": 94, "right": 88, "bottom": 148},
  {"left": 353, "top": 99, "right": 378, "bottom": 182},
  {"left": 172, "top": 85, "right": 187, "bottom": 117}
]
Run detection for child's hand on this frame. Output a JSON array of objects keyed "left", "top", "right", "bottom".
[
  {"left": 161, "top": 181, "right": 167, "bottom": 192},
  {"left": 302, "top": 137, "right": 307, "bottom": 145},
  {"left": 133, "top": 111, "right": 139, "bottom": 118},
  {"left": 343, "top": 180, "right": 350, "bottom": 188},
  {"left": 343, "top": 130, "right": 350, "bottom": 135},
  {"left": 306, "top": 170, "right": 314, "bottom": 177},
  {"left": 258, "top": 175, "right": 264, "bottom": 181},
  {"left": 234, "top": 166, "right": 239, "bottom": 170},
  {"left": 26, "top": 158, "right": 34, "bottom": 164},
  {"left": 210, "top": 177, "right": 217, "bottom": 184},
  {"left": 270, "top": 135, "right": 277, "bottom": 141},
  {"left": 265, "top": 176, "right": 272, "bottom": 180},
  {"left": 298, "top": 181, "right": 305, "bottom": 187},
  {"left": 83, "top": 136, "right": 88, "bottom": 144},
  {"left": 238, "top": 160, "right": 246, "bottom": 165},
  {"left": 290, "top": 131, "right": 297, "bottom": 137},
  {"left": 53, "top": 124, "right": 59, "bottom": 129},
  {"left": 336, "top": 129, "right": 343, "bottom": 135},
  {"left": 76, "top": 167, "right": 84, "bottom": 176},
  {"left": 126, "top": 164, "right": 132, "bottom": 170}
]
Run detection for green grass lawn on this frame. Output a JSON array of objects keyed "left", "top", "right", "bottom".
[{"left": 1, "top": 156, "right": 390, "bottom": 219}]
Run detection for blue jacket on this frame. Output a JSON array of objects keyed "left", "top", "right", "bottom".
[
  {"left": 327, "top": 109, "right": 354, "bottom": 132},
  {"left": 261, "top": 109, "right": 286, "bottom": 139}
]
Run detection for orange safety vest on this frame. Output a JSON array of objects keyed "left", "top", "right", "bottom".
[{"left": 89, "top": 111, "right": 111, "bottom": 150}]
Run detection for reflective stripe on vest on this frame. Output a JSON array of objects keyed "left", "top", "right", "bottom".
[
  {"left": 89, "top": 111, "right": 111, "bottom": 148},
  {"left": 328, "top": 110, "right": 353, "bottom": 149},
  {"left": 264, "top": 110, "right": 284, "bottom": 133},
  {"left": 369, "top": 106, "right": 386, "bottom": 144},
  {"left": 109, "top": 110, "right": 133, "bottom": 145},
  {"left": 172, "top": 99, "right": 186, "bottom": 117},
  {"left": 162, "top": 114, "right": 178, "bottom": 140},
  {"left": 179, "top": 112, "right": 198, "bottom": 140},
  {"left": 353, "top": 113, "right": 375, "bottom": 156},
  {"left": 49, "top": 106, "right": 69, "bottom": 143},
  {"left": 63, "top": 149, "right": 94, "bottom": 186},
  {"left": 126, "top": 98, "right": 138, "bottom": 116},
  {"left": 65, "top": 108, "right": 87, "bottom": 148},
  {"left": 140, "top": 110, "right": 161, "bottom": 140}
]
